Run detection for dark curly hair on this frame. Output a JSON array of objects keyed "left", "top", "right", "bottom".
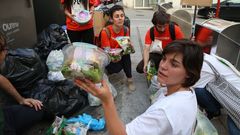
[
  {"left": 162, "top": 39, "right": 204, "bottom": 87},
  {"left": 109, "top": 5, "right": 125, "bottom": 18}
]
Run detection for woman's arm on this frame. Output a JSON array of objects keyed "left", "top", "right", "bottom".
[
  {"left": 75, "top": 79, "right": 126, "bottom": 135},
  {"left": 64, "top": 8, "right": 76, "bottom": 21},
  {"left": 143, "top": 45, "right": 150, "bottom": 73}
]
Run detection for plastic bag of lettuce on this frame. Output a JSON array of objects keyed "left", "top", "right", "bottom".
[{"left": 61, "top": 42, "right": 110, "bottom": 84}]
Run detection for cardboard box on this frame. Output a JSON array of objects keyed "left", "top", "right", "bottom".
[
  {"left": 93, "top": 11, "right": 109, "bottom": 37},
  {"left": 181, "top": 0, "right": 212, "bottom": 6}
]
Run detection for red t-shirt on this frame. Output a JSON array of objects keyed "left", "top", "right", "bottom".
[
  {"left": 196, "top": 27, "right": 213, "bottom": 54},
  {"left": 101, "top": 25, "right": 130, "bottom": 49},
  {"left": 145, "top": 25, "right": 184, "bottom": 49},
  {"left": 61, "top": 0, "right": 95, "bottom": 31}
]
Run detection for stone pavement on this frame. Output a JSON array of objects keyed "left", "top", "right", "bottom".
[{"left": 26, "top": 3, "right": 229, "bottom": 135}]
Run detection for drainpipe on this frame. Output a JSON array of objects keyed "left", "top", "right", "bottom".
[{"left": 215, "top": 0, "right": 220, "bottom": 18}]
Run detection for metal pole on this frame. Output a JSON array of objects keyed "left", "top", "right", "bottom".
[{"left": 191, "top": 5, "right": 197, "bottom": 39}]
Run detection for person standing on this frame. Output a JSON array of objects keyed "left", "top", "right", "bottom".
[{"left": 61, "top": 0, "right": 96, "bottom": 44}]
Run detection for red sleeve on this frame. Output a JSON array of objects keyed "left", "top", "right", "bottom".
[
  {"left": 60, "top": 0, "right": 64, "bottom": 4},
  {"left": 100, "top": 29, "right": 111, "bottom": 48},
  {"left": 174, "top": 25, "right": 184, "bottom": 39},
  {"left": 196, "top": 28, "right": 213, "bottom": 43},
  {"left": 89, "top": 0, "right": 96, "bottom": 6},
  {"left": 144, "top": 28, "right": 152, "bottom": 46}
]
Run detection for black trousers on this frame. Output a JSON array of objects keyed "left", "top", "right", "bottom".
[
  {"left": 67, "top": 28, "right": 94, "bottom": 44},
  {"left": 136, "top": 53, "right": 163, "bottom": 73},
  {"left": 3, "top": 105, "right": 45, "bottom": 135},
  {"left": 106, "top": 54, "right": 132, "bottom": 78}
]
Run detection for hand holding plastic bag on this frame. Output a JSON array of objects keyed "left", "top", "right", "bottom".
[{"left": 115, "top": 36, "right": 135, "bottom": 55}]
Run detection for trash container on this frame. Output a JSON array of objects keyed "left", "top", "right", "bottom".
[
  {"left": 0, "top": 0, "right": 37, "bottom": 49},
  {"left": 196, "top": 18, "right": 240, "bottom": 71},
  {"left": 166, "top": 8, "right": 193, "bottom": 38},
  {"left": 33, "top": 0, "right": 65, "bottom": 34}
]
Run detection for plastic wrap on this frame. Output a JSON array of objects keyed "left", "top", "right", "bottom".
[
  {"left": 115, "top": 36, "right": 135, "bottom": 55},
  {"left": 108, "top": 48, "right": 123, "bottom": 62},
  {"left": 61, "top": 42, "right": 110, "bottom": 83},
  {"left": 74, "top": 10, "right": 91, "bottom": 24}
]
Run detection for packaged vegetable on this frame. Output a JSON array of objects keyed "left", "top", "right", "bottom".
[
  {"left": 61, "top": 42, "right": 110, "bottom": 83},
  {"left": 115, "top": 36, "right": 135, "bottom": 55},
  {"left": 146, "top": 60, "right": 157, "bottom": 81},
  {"left": 108, "top": 48, "right": 123, "bottom": 62}
]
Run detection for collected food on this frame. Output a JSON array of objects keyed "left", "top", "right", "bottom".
[
  {"left": 61, "top": 43, "right": 110, "bottom": 83},
  {"left": 146, "top": 60, "right": 157, "bottom": 81},
  {"left": 75, "top": 10, "right": 91, "bottom": 24},
  {"left": 108, "top": 48, "right": 123, "bottom": 62},
  {"left": 115, "top": 36, "right": 135, "bottom": 55}
]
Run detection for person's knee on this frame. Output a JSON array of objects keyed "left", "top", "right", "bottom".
[
  {"left": 136, "top": 60, "right": 144, "bottom": 73},
  {"left": 136, "top": 65, "right": 144, "bottom": 73}
]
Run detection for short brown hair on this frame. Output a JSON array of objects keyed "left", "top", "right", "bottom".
[
  {"left": 109, "top": 5, "right": 125, "bottom": 18},
  {"left": 162, "top": 39, "right": 204, "bottom": 87},
  {"left": 151, "top": 9, "right": 170, "bottom": 25}
]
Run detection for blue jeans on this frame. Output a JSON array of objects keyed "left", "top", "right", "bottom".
[
  {"left": 227, "top": 116, "right": 240, "bottom": 135},
  {"left": 195, "top": 88, "right": 221, "bottom": 118}
]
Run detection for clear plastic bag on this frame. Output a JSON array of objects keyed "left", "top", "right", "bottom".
[
  {"left": 193, "top": 109, "right": 218, "bottom": 135},
  {"left": 88, "top": 74, "right": 117, "bottom": 106},
  {"left": 108, "top": 48, "right": 123, "bottom": 62},
  {"left": 75, "top": 10, "right": 91, "bottom": 24},
  {"left": 61, "top": 42, "right": 110, "bottom": 83},
  {"left": 146, "top": 60, "right": 157, "bottom": 82},
  {"left": 115, "top": 36, "right": 135, "bottom": 55}
]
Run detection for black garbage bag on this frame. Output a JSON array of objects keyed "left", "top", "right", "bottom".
[
  {"left": 34, "top": 24, "right": 69, "bottom": 60},
  {"left": 31, "top": 79, "right": 88, "bottom": 117},
  {"left": 1, "top": 49, "right": 46, "bottom": 96}
]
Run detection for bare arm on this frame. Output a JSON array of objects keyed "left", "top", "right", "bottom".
[
  {"left": 0, "top": 75, "right": 43, "bottom": 110},
  {"left": 143, "top": 45, "right": 150, "bottom": 73},
  {"left": 75, "top": 79, "right": 126, "bottom": 135},
  {"left": 64, "top": 8, "right": 77, "bottom": 22}
]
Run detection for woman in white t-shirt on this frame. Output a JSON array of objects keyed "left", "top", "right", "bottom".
[{"left": 75, "top": 39, "right": 204, "bottom": 135}]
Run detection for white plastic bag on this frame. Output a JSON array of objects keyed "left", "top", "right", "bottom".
[
  {"left": 150, "top": 39, "right": 163, "bottom": 53},
  {"left": 46, "top": 50, "right": 65, "bottom": 81}
]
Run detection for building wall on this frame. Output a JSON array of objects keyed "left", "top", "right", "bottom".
[{"left": 123, "top": 0, "right": 134, "bottom": 8}]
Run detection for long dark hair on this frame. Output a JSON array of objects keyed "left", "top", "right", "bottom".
[{"left": 63, "top": 0, "right": 88, "bottom": 10}]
